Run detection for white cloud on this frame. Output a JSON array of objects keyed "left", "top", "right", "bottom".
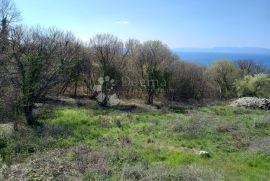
[{"left": 116, "top": 21, "right": 129, "bottom": 24}]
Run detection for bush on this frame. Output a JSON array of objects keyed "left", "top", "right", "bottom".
[
  {"left": 122, "top": 163, "right": 224, "bottom": 181},
  {"left": 231, "top": 128, "right": 251, "bottom": 149},
  {"left": 236, "top": 74, "right": 270, "bottom": 98},
  {"left": 181, "top": 164, "right": 224, "bottom": 181},
  {"left": 122, "top": 163, "right": 181, "bottom": 181},
  {"left": 254, "top": 114, "right": 270, "bottom": 129},
  {"left": 249, "top": 136, "right": 270, "bottom": 154},
  {"left": 215, "top": 121, "right": 238, "bottom": 133},
  {"left": 173, "top": 113, "right": 209, "bottom": 138}
]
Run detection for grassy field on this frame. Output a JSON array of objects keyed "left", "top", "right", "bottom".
[{"left": 0, "top": 102, "right": 270, "bottom": 180}]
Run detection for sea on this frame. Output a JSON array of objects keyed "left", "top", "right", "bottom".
[{"left": 174, "top": 52, "right": 270, "bottom": 68}]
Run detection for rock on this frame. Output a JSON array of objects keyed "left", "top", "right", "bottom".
[
  {"left": 198, "top": 150, "right": 210, "bottom": 158},
  {"left": 231, "top": 97, "right": 270, "bottom": 110}
]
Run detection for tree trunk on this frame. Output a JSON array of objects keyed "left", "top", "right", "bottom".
[
  {"left": 24, "top": 104, "right": 35, "bottom": 126},
  {"left": 1, "top": 18, "right": 8, "bottom": 52},
  {"left": 147, "top": 92, "right": 154, "bottom": 105},
  {"left": 74, "top": 82, "right": 78, "bottom": 98}
]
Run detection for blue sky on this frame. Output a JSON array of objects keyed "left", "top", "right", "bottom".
[{"left": 14, "top": 0, "right": 270, "bottom": 48}]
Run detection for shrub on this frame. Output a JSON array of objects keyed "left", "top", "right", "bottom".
[
  {"left": 181, "top": 164, "right": 224, "bottom": 181},
  {"left": 215, "top": 121, "right": 238, "bottom": 133},
  {"left": 122, "top": 163, "right": 181, "bottom": 181},
  {"left": 249, "top": 136, "right": 270, "bottom": 154},
  {"left": 236, "top": 74, "right": 270, "bottom": 98},
  {"left": 231, "top": 128, "right": 251, "bottom": 149},
  {"left": 254, "top": 114, "right": 270, "bottom": 129},
  {"left": 118, "top": 135, "right": 132, "bottom": 147},
  {"left": 173, "top": 113, "right": 209, "bottom": 138},
  {"left": 122, "top": 163, "right": 145, "bottom": 180},
  {"left": 122, "top": 163, "right": 224, "bottom": 181}
]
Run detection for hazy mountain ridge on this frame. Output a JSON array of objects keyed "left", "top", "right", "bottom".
[{"left": 173, "top": 47, "right": 270, "bottom": 54}]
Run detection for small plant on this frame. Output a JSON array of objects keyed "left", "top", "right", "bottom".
[
  {"left": 254, "top": 114, "right": 270, "bottom": 129},
  {"left": 173, "top": 113, "right": 209, "bottom": 138},
  {"left": 215, "top": 120, "right": 239, "bottom": 133},
  {"left": 122, "top": 163, "right": 145, "bottom": 180},
  {"left": 115, "top": 119, "right": 123, "bottom": 129},
  {"left": 181, "top": 164, "right": 224, "bottom": 181},
  {"left": 231, "top": 128, "right": 251, "bottom": 149},
  {"left": 97, "top": 119, "right": 112, "bottom": 128},
  {"left": 118, "top": 135, "right": 132, "bottom": 147},
  {"left": 249, "top": 137, "right": 270, "bottom": 154}
]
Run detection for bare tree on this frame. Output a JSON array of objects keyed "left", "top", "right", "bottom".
[
  {"left": 137, "top": 40, "right": 172, "bottom": 104},
  {"left": 89, "top": 34, "right": 129, "bottom": 106},
  {"left": 9, "top": 26, "right": 80, "bottom": 126},
  {"left": 235, "top": 59, "right": 267, "bottom": 76},
  {"left": 0, "top": 0, "right": 20, "bottom": 51}
]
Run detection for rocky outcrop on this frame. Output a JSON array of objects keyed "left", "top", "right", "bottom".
[{"left": 231, "top": 97, "right": 270, "bottom": 110}]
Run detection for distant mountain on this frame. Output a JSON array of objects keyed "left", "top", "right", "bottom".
[{"left": 173, "top": 47, "right": 270, "bottom": 54}]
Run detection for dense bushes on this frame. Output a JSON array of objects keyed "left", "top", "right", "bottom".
[{"left": 236, "top": 74, "right": 270, "bottom": 98}]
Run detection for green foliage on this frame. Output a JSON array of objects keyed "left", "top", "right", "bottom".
[
  {"left": 21, "top": 53, "right": 43, "bottom": 100},
  {"left": 236, "top": 74, "right": 270, "bottom": 98},
  {"left": 209, "top": 60, "right": 240, "bottom": 98},
  {"left": 143, "top": 65, "right": 167, "bottom": 99}
]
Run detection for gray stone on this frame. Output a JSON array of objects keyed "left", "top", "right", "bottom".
[
  {"left": 231, "top": 97, "right": 270, "bottom": 110},
  {"left": 198, "top": 150, "right": 210, "bottom": 158}
]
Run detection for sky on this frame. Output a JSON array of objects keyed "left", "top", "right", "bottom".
[{"left": 13, "top": 0, "right": 270, "bottom": 49}]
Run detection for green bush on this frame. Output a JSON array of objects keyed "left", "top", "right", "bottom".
[{"left": 236, "top": 74, "right": 270, "bottom": 98}]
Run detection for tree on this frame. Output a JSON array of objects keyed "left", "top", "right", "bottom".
[
  {"left": 209, "top": 60, "right": 240, "bottom": 98},
  {"left": 90, "top": 34, "right": 129, "bottom": 106},
  {"left": 9, "top": 26, "right": 80, "bottom": 126},
  {"left": 164, "top": 59, "right": 217, "bottom": 101},
  {"left": 0, "top": 0, "right": 20, "bottom": 52},
  {"left": 137, "top": 40, "right": 172, "bottom": 104},
  {"left": 0, "top": 0, "right": 21, "bottom": 126},
  {"left": 60, "top": 42, "right": 86, "bottom": 97},
  {"left": 235, "top": 59, "right": 267, "bottom": 76},
  {"left": 236, "top": 74, "right": 270, "bottom": 98}
]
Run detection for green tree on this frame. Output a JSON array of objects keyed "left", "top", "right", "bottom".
[
  {"left": 236, "top": 74, "right": 270, "bottom": 98},
  {"left": 209, "top": 60, "right": 240, "bottom": 98},
  {"left": 137, "top": 41, "right": 172, "bottom": 104}
]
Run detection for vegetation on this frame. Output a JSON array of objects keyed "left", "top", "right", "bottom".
[
  {"left": 1, "top": 0, "right": 270, "bottom": 180},
  {"left": 236, "top": 74, "right": 270, "bottom": 98},
  {"left": 1, "top": 0, "right": 269, "bottom": 125},
  {"left": 1, "top": 103, "right": 270, "bottom": 180},
  {"left": 208, "top": 60, "right": 240, "bottom": 98}
]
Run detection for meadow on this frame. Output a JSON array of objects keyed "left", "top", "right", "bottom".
[{"left": 1, "top": 100, "right": 269, "bottom": 180}]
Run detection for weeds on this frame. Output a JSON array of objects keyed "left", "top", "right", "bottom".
[{"left": 173, "top": 113, "right": 209, "bottom": 138}]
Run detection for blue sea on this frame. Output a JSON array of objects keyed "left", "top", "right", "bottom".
[{"left": 174, "top": 52, "right": 270, "bottom": 68}]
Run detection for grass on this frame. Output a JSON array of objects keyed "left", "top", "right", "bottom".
[{"left": 0, "top": 104, "right": 270, "bottom": 180}]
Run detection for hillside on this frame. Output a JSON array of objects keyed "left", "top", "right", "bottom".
[{"left": 1, "top": 99, "right": 270, "bottom": 180}]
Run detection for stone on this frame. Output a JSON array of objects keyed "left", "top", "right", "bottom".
[
  {"left": 231, "top": 97, "right": 270, "bottom": 110},
  {"left": 198, "top": 150, "right": 210, "bottom": 158}
]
